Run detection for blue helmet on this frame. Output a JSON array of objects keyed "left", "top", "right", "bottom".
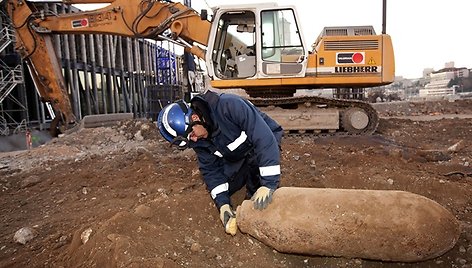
[{"left": 157, "top": 100, "right": 194, "bottom": 148}]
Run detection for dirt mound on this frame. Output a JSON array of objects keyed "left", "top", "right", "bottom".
[{"left": 0, "top": 101, "right": 471, "bottom": 268}]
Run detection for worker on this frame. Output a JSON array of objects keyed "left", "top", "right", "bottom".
[{"left": 157, "top": 90, "right": 283, "bottom": 235}]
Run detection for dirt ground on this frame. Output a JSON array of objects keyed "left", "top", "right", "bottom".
[{"left": 0, "top": 98, "right": 471, "bottom": 268}]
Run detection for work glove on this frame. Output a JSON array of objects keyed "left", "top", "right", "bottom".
[
  {"left": 219, "top": 204, "right": 237, "bottom": 236},
  {"left": 251, "top": 186, "right": 275, "bottom": 210}
]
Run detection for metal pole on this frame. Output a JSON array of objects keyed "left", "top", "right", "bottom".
[
  {"left": 151, "top": 43, "right": 158, "bottom": 85},
  {"left": 143, "top": 41, "right": 151, "bottom": 117},
  {"left": 80, "top": 34, "right": 92, "bottom": 115},
  {"left": 382, "top": 0, "right": 387, "bottom": 34},
  {"left": 60, "top": 4, "right": 72, "bottom": 111},
  {"left": 89, "top": 35, "right": 99, "bottom": 114},
  {"left": 133, "top": 39, "right": 141, "bottom": 116},
  {"left": 68, "top": 22, "right": 81, "bottom": 120},
  {"left": 137, "top": 39, "right": 145, "bottom": 117},
  {"left": 96, "top": 34, "right": 107, "bottom": 113},
  {"left": 50, "top": 4, "right": 62, "bottom": 65},
  {"left": 110, "top": 36, "right": 120, "bottom": 113},
  {"left": 127, "top": 37, "right": 135, "bottom": 116},
  {"left": 149, "top": 43, "right": 158, "bottom": 119},
  {"left": 117, "top": 36, "right": 131, "bottom": 112},
  {"left": 104, "top": 35, "right": 115, "bottom": 113}
]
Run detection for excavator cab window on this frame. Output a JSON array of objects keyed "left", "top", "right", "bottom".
[
  {"left": 211, "top": 11, "right": 256, "bottom": 79},
  {"left": 260, "top": 9, "right": 305, "bottom": 76}
]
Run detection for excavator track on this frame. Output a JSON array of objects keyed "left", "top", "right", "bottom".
[{"left": 248, "top": 96, "right": 379, "bottom": 136}]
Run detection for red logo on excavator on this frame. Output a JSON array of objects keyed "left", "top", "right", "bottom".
[
  {"left": 336, "top": 52, "right": 365, "bottom": 64},
  {"left": 80, "top": 19, "right": 88, "bottom": 27},
  {"left": 72, "top": 18, "right": 89, "bottom": 28}
]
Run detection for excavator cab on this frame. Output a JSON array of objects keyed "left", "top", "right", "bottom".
[{"left": 206, "top": 4, "right": 307, "bottom": 82}]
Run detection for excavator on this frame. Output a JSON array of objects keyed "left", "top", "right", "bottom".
[{"left": 4, "top": 0, "right": 395, "bottom": 135}]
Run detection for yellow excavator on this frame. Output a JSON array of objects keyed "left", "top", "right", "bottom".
[{"left": 4, "top": 0, "right": 395, "bottom": 134}]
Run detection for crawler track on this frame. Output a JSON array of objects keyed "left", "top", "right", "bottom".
[{"left": 249, "top": 96, "right": 379, "bottom": 136}]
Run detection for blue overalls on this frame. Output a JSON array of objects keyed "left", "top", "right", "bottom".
[{"left": 189, "top": 91, "right": 283, "bottom": 209}]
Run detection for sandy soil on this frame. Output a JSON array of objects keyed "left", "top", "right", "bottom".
[{"left": 0, "top": 99, "right": 471, "bottom": 268}]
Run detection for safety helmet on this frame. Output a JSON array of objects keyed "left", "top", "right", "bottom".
[{"left": 157, "top": 100, "right": 194, "bottom": 148}]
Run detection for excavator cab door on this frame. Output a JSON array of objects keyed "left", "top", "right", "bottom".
[
  {"left": 259, "top": 8, "right": 307, "bottom": 78},
  {"left": 209, "top": 10, "right": 257, "bottom": 79},
  {"left": 206, "top": 5, "right": 307, "bottom": 80}
]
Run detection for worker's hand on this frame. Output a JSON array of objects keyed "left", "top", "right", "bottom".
[
  {"left": 251, "top": 186, "right": 275, "bottom": 210},
  {"left": 219, "top": 204, "right": 237, "bottom": 236}
]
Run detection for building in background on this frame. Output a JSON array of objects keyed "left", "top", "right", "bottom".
[
  {"left": 420, "top": 71, "right": 456, "bottom": 97},
  {"left": 365, "top": 61, "right": 472, "bottom": 102},
  {"left": 419, "top": 62, "right": 469, "bottom": 97}
]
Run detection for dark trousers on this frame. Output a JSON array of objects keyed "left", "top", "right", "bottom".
[
  {"left": 228, "top": 153, "right": 260, "bottom": 199},
  {"left": 227, "top": 131, "right": 282, "bottom": 199}
]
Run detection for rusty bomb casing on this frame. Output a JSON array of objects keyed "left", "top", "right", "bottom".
[{"left": 236, "top": 187, "right": 460, "bottom": 262}]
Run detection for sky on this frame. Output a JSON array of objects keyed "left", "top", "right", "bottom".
[{"left": 75, "top": 0, "right": 471, "bottom": 79}]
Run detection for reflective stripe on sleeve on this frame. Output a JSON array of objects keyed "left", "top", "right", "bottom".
[
  {"left": 214, "top": 151, "right": 223, "bottom": 157},
  {"left": 259, "top": 165, "right": 281, "bottom": 177},
  {"left": 227, "top": 131, "right": 247, "bottom": 151},
  {"left": 210, "top": 183, "right": 229, "bottom": 199}
]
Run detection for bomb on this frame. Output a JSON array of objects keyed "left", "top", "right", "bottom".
[{"left": 237, "top": 187, "right": 460, "bottom": 262}]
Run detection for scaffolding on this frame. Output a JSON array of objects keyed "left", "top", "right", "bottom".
[{"left": 0, "top": 8, "right": 28, "bottom": 135}]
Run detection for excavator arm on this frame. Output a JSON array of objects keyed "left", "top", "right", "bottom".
[{"left": 5, "top": 0, "right": 211, "bottom": 126}]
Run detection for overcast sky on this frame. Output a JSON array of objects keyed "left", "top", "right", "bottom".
[{"left": 75, "top": 0, "right": 471, "bottom": 79}]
